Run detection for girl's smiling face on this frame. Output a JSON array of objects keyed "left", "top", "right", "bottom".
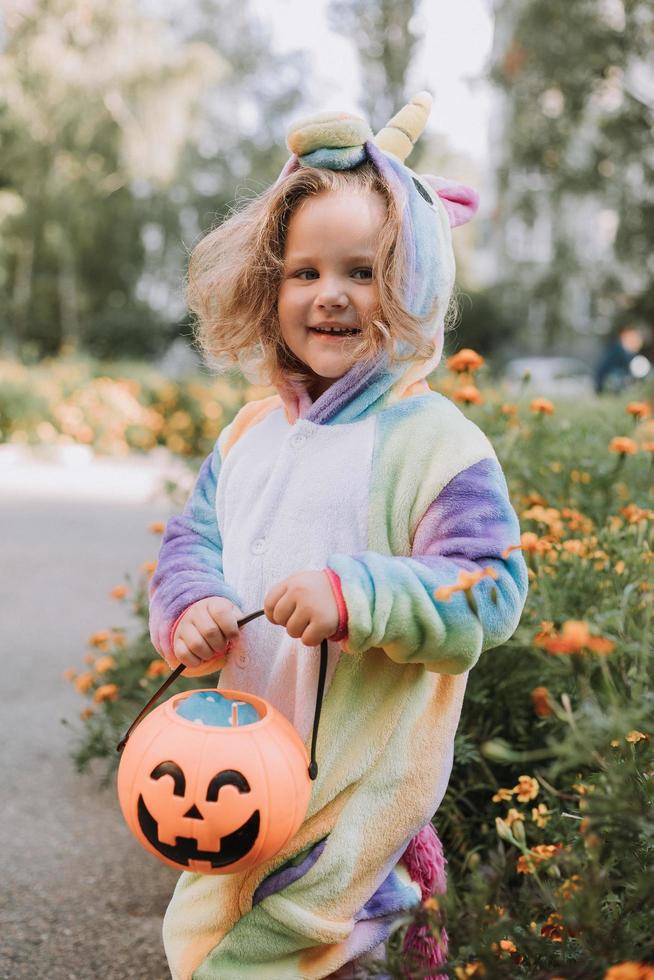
[{"left": 277, "top": 189, "right": 386, "bottom": 399}]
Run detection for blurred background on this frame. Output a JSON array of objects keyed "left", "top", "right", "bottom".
[{"left": 1, "top": 0, "right": 653, "bottom": 390}]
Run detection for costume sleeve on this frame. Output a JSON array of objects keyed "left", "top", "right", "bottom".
[
  {"left": 148, "top": 437, "right": 242, "bottom": 668},
  {"left": 326, "top": 457, "right": 528, "bottom": 673}
]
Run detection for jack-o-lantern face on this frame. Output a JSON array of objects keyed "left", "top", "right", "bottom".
[
  {"left": 117, "top": 689, "right": 312, "bottom": 875},
  {"left": 137, "top": 762, "right": 260, "bottom": 868}
]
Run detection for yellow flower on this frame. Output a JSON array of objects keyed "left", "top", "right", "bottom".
[
  {"left": 492, "top": 787, "right": 514, "bottom": 803},
  {"left": 614, "top": 560, "right": 626, "bottom": 575},
  {"left": 455, "top": 963, "right": 486, "bottom": 978},
  {"left": 94, "top": 655, "right": 116, "bottom": 674},
  {"left": 514, "top": 774, "right": 539, "bottom": 802},
  {"left": 505, "top": 807, "right": 524, "bottom": 828},
  {"left": 516, "top": 843, "right": 562, "bottom": 874},
  {"left": 529, "top": 397, "right": 555, "bottom": 415},
  {"left": 609, "top": 436, "right": 638, "bottom": 455},
  {"left": 532, "top": 803, "right": 551, "bottom": 828},
  {"left": 625, "top": 730, "right": 649, "bottom": 744},
  {"left": 94, "top": 683, "right": 119, "bottom": 703}
]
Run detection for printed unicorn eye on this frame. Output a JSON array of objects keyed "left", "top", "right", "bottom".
[{"left": 412, "top": 177, "right": 434, "bottom": 206}]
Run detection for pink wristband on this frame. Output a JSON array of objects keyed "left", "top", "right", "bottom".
[{"left": 324, "top": 568, "right": 348, "bottom": 642}]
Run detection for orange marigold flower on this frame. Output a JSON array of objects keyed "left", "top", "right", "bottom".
[
  {"left": 529, "top": 397, "right": 555, "bottom": 415},
  {"left": 621, "top": 503, "right": 654, "bottom": 524},
  {"left": 88, "top": 630, "right": 111, "bottom": 649},
  {"left": 492, "top": 787, "right": 514, "bottom": 803},
  {"left": 557, "top": 875, "right": 582, "bottom": 900},
  {"left": 505, "top": 807, "right": 524, "bottom": 827},
  {"left": 496, "top": 939, "right": 517, "bottom": 955},
  {"left": 642, "top": 441, "right": 654, "bottom": 453},
  {"left": 447, "top": 348, "right": 485, "bottom": 373},
  {"left": 80, "top": 707, "right": 94, "bottom": 720},
  {"left": 540, "top": 912, "right": 569, "bottom": 942},
  {"left": 517, "top": 843, "right": 562, "bottom": 874},
  {"left": 514, "top": 774, "right": 539, "bottom": 802},
  {"left": 453, "top": 384, "right": 483, "bottom": 405},
  {"left": 537, "top": 620, "right": 614, "bottom": 656},
  {"left": 626, "top": 402, "right": 651, "bottom": 420},
  {"left": 149, "top": 520, "right": 166, "bottom": 533},
  {"left": 625, "top": 730, "right": 649, "bottom": 744},
  {"left": 94, "top": 683, "right": 119, "bottom": 703},
  {"left": 434, "top": 566, "right": 498, "bottom": 602},
  {"left": 146, "top": 659, "right": 170, "bottom": 679},
  {"left": 604, "top": 964, "right": 654, "bottom": 980},
  {"left": 502, "top": 531, "right": 552, "bottom": 558},
  {"left": 501, "top": 403, "right": 517, "bottom": 416},
  {"left": 531, "top": 686, "right": 553, "bottom": 718},
  {"left": 455, "top": 963, "right": 487, "bottom": 979},
  {"left": 532, "top": 803, "right": 551, "bottom": 828},
  {"left": 63, "top": 668, "right": 77, "bottom": 682},
  {"left": 94, "top": 655, "right": 116, "bottom": 674},
  {"left": 609, "top": 436, "right": 638, "bottom": 455},
  {"left": 142, "top": 560, "right": 157, "bottom": 576},
  {"left": 110, "top": 585, "right": 128, "bottom": 600},
  {"left": 74, "top": 672, "right": 94, "bottom": 694}
]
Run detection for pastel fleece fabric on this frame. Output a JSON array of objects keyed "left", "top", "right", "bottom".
[{"left": 148, "top": 140, "right": 528, "bottom": 980}]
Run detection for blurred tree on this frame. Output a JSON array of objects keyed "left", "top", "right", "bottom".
[
  {"left": 327, "top": 0, "right": 421, "bottom": 133},
  {"left": 0, "top": 0, "right": 222, "bottom": 358},
  {"left": 0, "top": 0, "right": 306, "bottom": 361},
  {"left": 489, "top": 0, "right": 654, "bottom": 349}
]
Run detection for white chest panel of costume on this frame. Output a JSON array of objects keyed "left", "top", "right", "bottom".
[{"left": 216, "top": 409, "right": 375, "bottom": 739}]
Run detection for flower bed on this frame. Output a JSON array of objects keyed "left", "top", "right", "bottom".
[{"left": 65, "top": 352, "right": 654, "bottom": 978}]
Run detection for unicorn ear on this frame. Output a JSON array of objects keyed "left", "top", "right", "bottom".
[{"left": 422, "top": 175, "right": 479, "bottom": 228}]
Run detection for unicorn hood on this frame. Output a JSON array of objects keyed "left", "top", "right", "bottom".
[{"left": 273, "top": 92, "right": 479, "bottom": 425}]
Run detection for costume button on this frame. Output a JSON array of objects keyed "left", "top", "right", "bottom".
[
  {"left": 251, "top": 537, "right": 267, "bottom": 555},
  {"left": 290, "top": 433, "right": 306, "bottom": 447},
  {"left": 235, "top": 650, "right": 249, "bottom": 668}
]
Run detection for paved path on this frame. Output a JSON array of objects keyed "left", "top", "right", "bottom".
[{"left": 0, "top": 448, "right": 192, "bottom": 980}]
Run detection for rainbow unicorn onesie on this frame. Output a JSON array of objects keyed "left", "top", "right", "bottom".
[{"left": 149, "top": 93, "right": 528, "bottom": 979}]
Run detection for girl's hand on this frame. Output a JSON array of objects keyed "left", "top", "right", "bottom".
[
  {"left": 173, "top": 597, "right": 241, "bottom": 670},
  {"left": 264, "top": 571, "right": 339, "bottom": 647}
]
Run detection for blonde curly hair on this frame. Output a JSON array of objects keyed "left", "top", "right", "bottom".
[{"left": 187, "top": 161, "right": 439, "bottom": 389}]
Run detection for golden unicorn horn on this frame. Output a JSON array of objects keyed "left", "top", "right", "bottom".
[{"left": 373, "top": 91, "right": 433, "bottom": 161}]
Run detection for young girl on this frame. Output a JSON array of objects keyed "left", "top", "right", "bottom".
[{"left": 149, "top": 92, "right": 528, "bottom": 980}]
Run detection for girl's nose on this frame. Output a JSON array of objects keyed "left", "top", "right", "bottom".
[{"left": 315, "top": 279, "right": 349, "bottom": 309}]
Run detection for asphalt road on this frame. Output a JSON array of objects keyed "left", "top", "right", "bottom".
[{"left": 0, "top": 448, "right": 189, "bottom": 980}]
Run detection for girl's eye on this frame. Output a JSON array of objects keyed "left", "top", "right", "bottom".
[
  {"left": 351, "top": 268, "right": 373, "bottom": 281},
  {"left": 295, "top": 270, "right": 319, "bottom": 280}
]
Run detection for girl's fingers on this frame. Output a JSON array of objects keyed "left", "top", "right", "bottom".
[
  {"left": 174, "top": 637, "right": 203, "bottom": 669},
  {"left": 206, "top": 598, "right": 240, "bottom": 640},
  {"left": 180, "top": 623, "right": 220, "bottom": 661},
  {"left": 272, "top": 594, "right": 297, "bottom": 628},
  {"left": 286, "top": 607, "right": 312, "bottom": 640},
  {"left": 264, "top": 581, "right": 287, "bottom": 620},
  {"left": 194, "top": 606, "right": 230, "bottom": 650}
]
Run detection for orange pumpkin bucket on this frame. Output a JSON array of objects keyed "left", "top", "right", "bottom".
[{"left": 116, "top": 610, "right": 327, "bottom": 875}]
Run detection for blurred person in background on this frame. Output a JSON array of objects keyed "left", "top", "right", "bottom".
[{"left": 594, "top": 320, "right": 651, "bottom": 394}]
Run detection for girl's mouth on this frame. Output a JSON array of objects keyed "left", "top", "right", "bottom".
[{"left": 308, "top": 326, "right": 361, "bottom": 338}]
